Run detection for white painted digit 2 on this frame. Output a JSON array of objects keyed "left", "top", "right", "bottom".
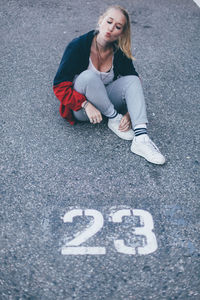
[
  {"left": 110, "top": 209, "right": 158, "bottom": 255},
  {"left": 61, "top": 209, "right": 106, "bottom": 255}
]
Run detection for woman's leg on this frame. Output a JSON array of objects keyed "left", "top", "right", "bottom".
[
  {"left": 106, "top": 75, "right": 148, "bottom": 128},
  {"left": 106, "top": 75, "right": 165, "bottom": 164},
  {"left": 72, "top": 70, "right": 117, "bottom": 121},
  {"left": 73, "top": 70, "right": 134, "bottom": 140}
]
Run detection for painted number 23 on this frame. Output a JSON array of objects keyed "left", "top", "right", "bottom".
[{"left": 61, "top": 209, "right": 158, "bottom": 255}]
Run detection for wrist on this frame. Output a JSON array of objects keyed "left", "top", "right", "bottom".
[{"left": 82, "top": 101, "right": 89, "bottom": 109}]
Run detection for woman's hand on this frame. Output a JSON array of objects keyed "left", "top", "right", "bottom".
[
  {"left": 119, "top": 112, "right": 132, "bottom": 132},
  {"left": 84, "top": 102, "right": 102, "bottom": 124}
]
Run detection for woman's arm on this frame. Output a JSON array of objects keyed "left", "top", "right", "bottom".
[
  {"left": 114, "top": 49, "right": 139, "bottom": 79},
  {"left": 53, "top": 40, "right": 87, "bottom": 124},
  {"left": 122, "top": 55, "right": 139, "bottom": 77},
  {"left": 53, "top": 81, "right": 86, "bottom": 123}
]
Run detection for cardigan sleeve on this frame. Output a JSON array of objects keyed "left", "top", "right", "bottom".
[
  {"left": 114, "top": 49, "right": 139, "bottom": 78},
  {"left": 121, "top": 55, "right": 139, "bottom": 77},
  {"left": 53, "top": 39, "right": 87, "bottom": 124}
]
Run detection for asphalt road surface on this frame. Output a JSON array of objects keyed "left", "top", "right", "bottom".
[{"left": 1, "top": 0, "right": 200, "bottom": 299}]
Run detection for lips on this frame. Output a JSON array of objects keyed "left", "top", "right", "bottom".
[{"left": 105, "top": 32, "right": 111, "bottom": 37}]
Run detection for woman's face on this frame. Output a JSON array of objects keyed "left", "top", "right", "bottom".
[{"left": 98, "top": 9, "right": 126, "bottom": 43}]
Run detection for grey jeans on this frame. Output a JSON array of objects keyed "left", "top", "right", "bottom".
[{"left": 73, "top": 70, "right": 148, "bottom": 128}]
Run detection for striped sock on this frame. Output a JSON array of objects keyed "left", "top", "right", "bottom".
[
  {"left": 134, "top": 127, "right": 147, "bottom": 137},
  {"left": 108, "top": 110, "right": 118, "bottom": 119}
]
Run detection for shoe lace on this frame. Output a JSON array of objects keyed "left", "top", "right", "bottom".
[{"left": 145, "top": 137, "right": 161, "bottom": 155}]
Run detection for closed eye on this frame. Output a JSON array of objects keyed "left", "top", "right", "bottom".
[{"left": 107, "top": 20, "right": 122, "bottom": 30}]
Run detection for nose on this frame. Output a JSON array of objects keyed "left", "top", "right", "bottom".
[{"left": 108, "top": 23, "right": 115, "bottom": 32}]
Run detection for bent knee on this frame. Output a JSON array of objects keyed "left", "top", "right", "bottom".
[
  {"left": 74, "top": 70, "right": 100, "bottom": 93},
  {"left": 126, "top": 75, "right": 141, "bottom": 89},
  {"left": 128, "top": 75, "right": 140, "bottom": 83},
  {"left": 76, "top": 70, "right": 99, "bottom": 82}
]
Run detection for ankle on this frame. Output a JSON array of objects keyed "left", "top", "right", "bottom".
[
  {"left": 135, "top": 133, "right": 148, "bottom": 142},
  {"left": 134, "top": 124, "right": 147, "bottom": 139},
  {"left": 108, "top": 111, "right": 118, "bottom": 119}
]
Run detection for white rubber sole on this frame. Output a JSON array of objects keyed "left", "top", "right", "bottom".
[{"left": 131, "top": 144, "right": 166, "bottom": 165}]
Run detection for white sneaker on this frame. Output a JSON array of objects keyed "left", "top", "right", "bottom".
[
  {"left": 108, "top": 114, "right": 134, "bottom": 140},
  {"left": 131, "top": 135, "right": 166, "bottom": 164}
]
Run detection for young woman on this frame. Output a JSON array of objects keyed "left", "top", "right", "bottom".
[{"left": 53, "top": 5, "right": 165, "bottom": 165}]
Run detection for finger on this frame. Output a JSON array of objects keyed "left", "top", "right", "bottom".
[
  {"left": 96, "top": 114, "right": 102, "bottom": 123},
  {"left": 94, "top": 117, "right": 100, "bottom": 124},
  {"left": 120, "top": 126, "right": 129, "bottom": 132},
  {"left": 119, "top": 122, "right": 128, "bottom": 130},
  {"left": 90, "top": 115, "right": 97, "bottom": 123},
  {"left": 119, "top": 122, "right": 124, "bottom": 130},
  {"left": 119, "top": 123, "right": 130, "bottom": 131},
  {"left": 94, "top": 116, "right": 100, "bottom": 123},
  {"left": 98, "top": 115, "right": 102, "bottom": 123},
  {"left": 119, "top": 118, "right": 127, "bottom": 128},
  {"left": 120, "top": 117, "right": 126, "bottom": 124}
]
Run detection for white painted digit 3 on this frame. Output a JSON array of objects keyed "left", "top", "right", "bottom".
[
  {"left": 61, "top": 209, "right": 106, "bottom": 255},
  {"left": 110, "top": 209, "right": 158, "bottom": 255},
  {"left": 132, "top": 209, "right": 158, "bottom": 255},
  {"left": 110, "top": 209, "right": 135, "bottom": 254}
]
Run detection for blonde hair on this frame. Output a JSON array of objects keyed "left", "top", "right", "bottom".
[{"left": 98, "top": 5, "right": 135, "bottom": 60}]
